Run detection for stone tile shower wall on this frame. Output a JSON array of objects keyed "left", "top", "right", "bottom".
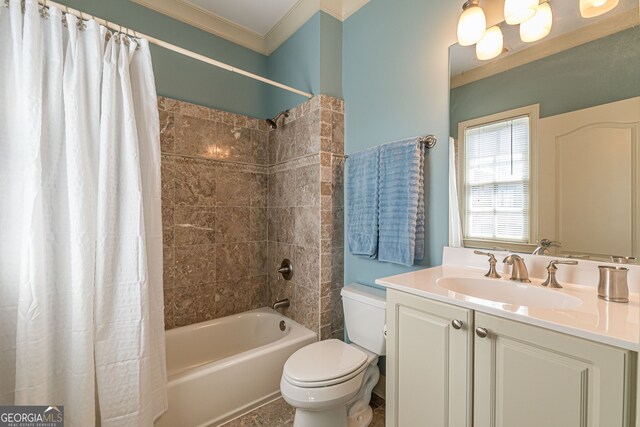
[
  {"left": 159, "top": 97, "right": 270, "bottom": 329},
  {"left": 267, "top": 95, "right": 345, "bottom": 340},
  {"left": 158, "top": 95, "right": 345, "bottom": 337}
]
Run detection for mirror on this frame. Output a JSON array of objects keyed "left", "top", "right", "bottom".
[{"left": 449, "top": 0, "right": 640, "bottom": 262}]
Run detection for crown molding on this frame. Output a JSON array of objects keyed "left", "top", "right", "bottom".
[
  {"left": 342, "top": 0, "right": 370, "bottom": 20},
  {"left": 321, "top": 0, "right": 371, "bottom": 21},
  {"left": 132, "top": 0, "right": 266, "bottom": 53},
  {"left": 320, "top": 0, "right": 343, "bottom": 21},
  {"left": 132, "top": 0, "right": 370, "bottom": 56},
  {"left": 451, "top": 8, "right": 639, "bottom": 88},
  {"left": 264, "top": 0, "right": 320, "bottom": 55}
]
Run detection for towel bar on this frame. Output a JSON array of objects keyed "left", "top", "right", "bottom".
[
  {"left": 418, "top": 135, "right": 437, "bottom": 149},
  {"left": 344, "top": 135, "right": 436, "bottom": 159}
]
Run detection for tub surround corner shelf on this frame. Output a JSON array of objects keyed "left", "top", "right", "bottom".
[{"left": 377, "top": 247, "right": 639, "bottom": 427}]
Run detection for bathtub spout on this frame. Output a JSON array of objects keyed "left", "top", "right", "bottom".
[{"left": 272, "top": 299, "right": 290, "bottom": 310}]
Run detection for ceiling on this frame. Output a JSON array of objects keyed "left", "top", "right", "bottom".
[
  {"left": 450, "top": 0, "right": 639, "bottom": 79},
  {"left": 132, "top": 0, "right": 370, "bottom": 55},
  {"left": 185, "top": 0, "right": 300, "bottom": 36}
]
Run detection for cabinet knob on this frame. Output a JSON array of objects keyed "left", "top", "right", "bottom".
[
  {"left": 451, "top": 319, "right": 463, "bottom": 330},
  {"left": 475, "top": 327, "right": 488, "bottom": 338}
]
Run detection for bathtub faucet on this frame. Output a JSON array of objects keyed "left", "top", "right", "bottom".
[{"left": 272, "top": 298, "right": 290, "bottom": 310}]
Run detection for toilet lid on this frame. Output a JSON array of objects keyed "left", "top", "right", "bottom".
[{"left": 284, "top": 339, "right": 368, "bottom": 384}]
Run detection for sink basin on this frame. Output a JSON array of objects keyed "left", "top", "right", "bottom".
[{"left": 436, "top": 277, "right": 582, "bottom": 309}]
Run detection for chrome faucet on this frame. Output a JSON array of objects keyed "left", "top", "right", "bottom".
[
  {"left": 272, "top": 298, "right": 290, "bottom": 310},
  {"left": 532, "top": 239, "right": 561, "bottom": 255},
  {"left": 503, "top": 254, "right": 531, "bottom": 283}
]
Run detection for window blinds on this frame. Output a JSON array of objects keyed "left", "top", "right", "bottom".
[{"left": 464, "top": 116, "right": 530, "bottom": 242}]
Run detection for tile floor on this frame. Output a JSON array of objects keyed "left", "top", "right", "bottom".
[
  {"left": 220, "top": 394, "right": 385, "bottom": 427},
  {"left": 369, "top": 393, "right": 386, "bottom": 427}
]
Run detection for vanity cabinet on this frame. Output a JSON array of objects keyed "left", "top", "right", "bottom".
[
  {"left": 474, "top": 312, "right": 634, "bottom": 427},
  {"left": 386, "top": 289, "right": 474, "bottom": 427},
  {"left": 386, "top": 289, "right": 636, "bottom": 427}
]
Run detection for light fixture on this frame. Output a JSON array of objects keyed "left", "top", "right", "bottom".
[
  {"left": 504, "top": 0, "right": 538, "bottom": 25},
  {"left": 476, "top": 26, "right": 503, "bottom": 60},
  {"left": 520, "top": 2, "right": 553, "bottom": 42},
  {"left": 580, "top": 0, "right": 619, "bottom": 17},
  {"left": 457, "top": 0, "right": 486, "bottom": 46}
]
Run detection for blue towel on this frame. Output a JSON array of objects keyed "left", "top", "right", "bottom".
[
  {"left": 346, "top": 146, "right": 380, "bottom": 257},
  {"left": 378, "top": 139, "right": 425, "bottom": 266}
]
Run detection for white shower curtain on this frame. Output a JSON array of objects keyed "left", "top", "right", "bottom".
[{"left": 0, "top": 1, "right": 167, "bottom": 425}]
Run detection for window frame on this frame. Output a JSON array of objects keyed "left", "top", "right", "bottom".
[{"left": 457, "top": 104, "right": 539, "bottom": 252}]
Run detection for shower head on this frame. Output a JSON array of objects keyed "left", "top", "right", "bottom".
[{"left": 266, "top": 110, "right": 290, "bottom": 129}]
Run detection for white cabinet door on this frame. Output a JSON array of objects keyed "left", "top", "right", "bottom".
[
  {"left": 386, "top": 290, "right": 473, "bottom": 427},
  {"left": 474, "top": 312, "right": 634, "bottom": 427}
]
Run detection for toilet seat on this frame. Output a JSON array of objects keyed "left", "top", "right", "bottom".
[
  {"left": 283, "top": 339, "right": 368, "bottom": 388},
  {"left": 280, "top": 370, "right": 366, "bottom": 410}
]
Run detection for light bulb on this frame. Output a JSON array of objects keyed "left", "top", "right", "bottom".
[
  {"left": 504, "top": 0, "right": 538, "bottom": 25},
  {"left": 580, "top": 0, "right": 619, "bottom": 17},
  {"left": 520, "top": 2, "right": 553, "bottom": 42},
  {"left": 476, "top": 26, "right": 503, "bottom": 61},
  {"left": 457, "top": 5, "right": 487, "bottom": 46}
]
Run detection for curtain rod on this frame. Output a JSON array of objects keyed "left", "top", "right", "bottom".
[{"left": 37, "top": 0, "right": 314, "bottom": 99}]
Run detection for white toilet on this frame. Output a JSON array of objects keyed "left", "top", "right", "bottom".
[{"left": 280, "top": 283, "right": 386, "bottom": 427}]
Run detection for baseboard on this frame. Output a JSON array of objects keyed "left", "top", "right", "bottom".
[{"left": 373, "top": 374, "right": 386, "bottom": 400}]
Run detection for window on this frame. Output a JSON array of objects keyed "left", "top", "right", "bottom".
[{"left": 459, "top": 106, "right": 538, "bottom": 246}]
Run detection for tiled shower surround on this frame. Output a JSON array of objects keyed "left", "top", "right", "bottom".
[
  {"left": 159, "top": 97, "right": 270, "bottom": 328},
  {"left": 267, "top": 95, "right": 345, "bottom": 340},
  {"left": 159, "top": 95, "right": 345, "bottom": 339}
]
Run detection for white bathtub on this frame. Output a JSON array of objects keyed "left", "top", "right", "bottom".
[{"left": 154, "top": 307, "right": 316, "bottom": 427}]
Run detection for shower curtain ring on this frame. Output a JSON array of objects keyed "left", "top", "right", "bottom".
[
  {"left": 105, "top": 20, "right": 114, "bottom": 42},
  {"left": 130, "top": 29, "right": 141, "bottom": 50},
  {"left": 114, "top": 24, "right": 122, "bottom": 43},
  {"left": 123, "top": 26, "right": 130, "bottom": 45},
  {"left": 77, "top": 11, "right": 86, "bottom": 31},
  {"left": 61, "top": 5, "right": 69, "bottom": 27},
  {"left": 39, "top": 0, "right": 50, "bottom": 18}
]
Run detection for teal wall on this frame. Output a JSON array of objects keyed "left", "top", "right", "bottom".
[
  {"left": 343, "top": 0, "right": 459, "bottom": 288},
  {"left": 57, "top": 0, "right": 271, "bottom": 118},
  {"left": 320, "top": 12, "right": 343, "bottom": 100},
  {"left": 266, "top": 12, "right": 343, "bottom": 118},
  {"left": 266, "top": 13, "right": 321, "bottom": 118},
  {"left": 450, "top": 26, "right": 640, "bottom": 138}
]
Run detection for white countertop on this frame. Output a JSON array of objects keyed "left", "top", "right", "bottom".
[{"left": 375, "top": 248, "right": 640, "bottom": 351}]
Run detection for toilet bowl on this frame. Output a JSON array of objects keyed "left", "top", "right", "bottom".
[{"left": 280, "top": 284, "right": 386, "bottom": 427}]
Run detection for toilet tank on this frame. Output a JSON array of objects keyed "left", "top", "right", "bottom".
[{"left": 341, "top": 283, "right": 386, "bottom": 356}]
